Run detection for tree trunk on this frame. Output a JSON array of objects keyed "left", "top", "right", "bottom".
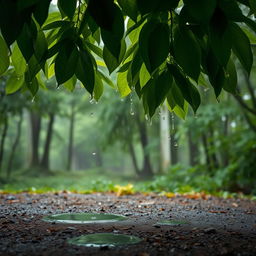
[
  {"left": 29, "top": 111, "right": 41, "bottom": 167},
  {"left": 6, "top": 111, "right": 23, "bottom": 179},
  {"left": 208, "top": 127, "right": 219, "bottom": 170},
  {"left": 188, "top": 129, "right": 199, "bottom": 166},
  {"left": 67, "top": 105, "right": 75, "bottom": 171},
  {"left": 201, "top": 133, "right": 212, "bottom": 171},
  {"left": 128, "top": 141, "right": 140, "bottom": 176},
  {"left": 136, "top": 116, "right": 153, "bottom": 177},
  {"left": 0, "top": 116, "right": 8, "bottom": 173},
  {"left": 40, "top": 113, "right": 55, "bottom": 170},
  {"left": 160, "top": 105, "right": 171, "bottom": 172},
  {"left": 221, "top": 115, "right": 229, "bottom": 167}
]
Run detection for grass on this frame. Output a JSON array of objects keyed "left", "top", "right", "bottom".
[{"left": 1, "top": 167, "right": 255, "bottom": 200}]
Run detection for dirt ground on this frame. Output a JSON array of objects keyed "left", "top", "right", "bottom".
[{"left": 0, "top": 192, "right": 256, "bottom": 256}]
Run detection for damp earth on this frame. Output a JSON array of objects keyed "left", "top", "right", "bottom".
[{"left": 0, "top": 192, "right": 256, "bottom": 256}]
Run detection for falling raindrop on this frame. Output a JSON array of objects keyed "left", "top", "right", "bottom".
[
  {"left": 204, "top": 87, "right": 209, "bottom": 92},
  {"left": 31, "top": 97, "right": 35, "bottom": 103},
  {"left": 174, "top": 141, "right": 178, "bottom": 147},
  {"left": 90, "top": 98, "right": 96, "bottom": 104},
  {"left": 90, "top": 112, "right": 94, "bottom": 117},
  {"left": 145, "top": 114, "right": 149, "bottom": 121},
  {"left": 171, "top": 113, "right": 175, "bottom": 130},
  {"left": 130, "top": 94, "right": 135, "bottom": 116},
  {"left": 120, "top": 98, "right": 124, "bottom": 102},
  {"left": 92, "top": 152, "right": 96, "bottom": 156}
]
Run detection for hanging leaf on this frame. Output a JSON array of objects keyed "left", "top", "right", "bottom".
[
  {"left": 223, "top": 58, "right": 237, "bottom": 94},
  {"left": 76, "top": 50, "right": 95, "bottom": 94},
  {"left": 11, "top": 43, "right": 26, "bottom": 76},
  {"left": 5, "top": 75, "right": 24, "bottom": 94},
  {"left": 94, "top": 73, "right": 104, "bottom": 101},
  {"left": 117, "top": 0, "right": 138, "bottom": 21},
  {"left": 17, "top": 21, "right": 37, "bottom": 62},
  {"left": 173, "top": 25, "right": 201, "bottom": 81},
  {"left": 117, "top": 70, "right": 131, "bottom": 97},
  {"left": 33, "top": 0, "right": 51, "bottom": 25},
  {"left": 0, "top": 36, "right": 9, "bottom": 75},
  {"left": 209, "top": 8, "right": 231, "bottom": 67},
  {"left": 229, "top": 22, "right": 253, "bottom": 74},
  {"left": 139, "top": 21, "right": 169, "bottom": 73},
  {"left": 183, "top": 0, "right": 216, "bottom": 23},
  {"left": 168, "top": 64, "right": 201, "bottom": 113},
  {"left": 139, "top": 63, "right": 151, "bottom": 88},
  {"left": 58, "top": 0, "right": 77, "bottom": 20},
  {"left": 55, "top": 43, "right": 79, "bottom": 85}
]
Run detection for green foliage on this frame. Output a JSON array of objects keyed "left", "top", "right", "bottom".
[{"left": 0, "top": 0, "right": 255, "bottom": 118}]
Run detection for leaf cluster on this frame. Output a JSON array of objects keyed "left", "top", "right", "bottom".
[{"left": 0, "top": 0, "right": 256, "bottom": 118}]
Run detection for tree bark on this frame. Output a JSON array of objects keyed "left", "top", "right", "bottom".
[
  {"left": 128, "top": 141, "right": 140, "bottom": 176},
  {"left": 29, "top": 111, "right": 41, "bottom": 167},
  {"left": 188, "top": 129, "right": 199, "bottom": 166},
  {"left": 6, "top": 111, "right": 23, "bottom": 179},
  {"left": 201, "top": 133, "right": 212, "bottom": 171},
  {"left": 160, "top": 105, "right": 171, "bottom": 171},
  {"left": 136, "top": 116, "right": 153, "bottom": 177},
  {"left": 40, "top": 113, "right": 55, "bottom": 170},
  {"left": 67, "top": 105, "right": 75, "bottom": 171},
  {"left": 0, "top": 116, "right": 8, "bottom": 173}
]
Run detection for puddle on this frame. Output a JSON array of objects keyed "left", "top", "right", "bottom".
[
  {"left": 155, "top": 220, "right": 188, "bottom": 226},
  {"left": 68, "top": 233, "right": 142, "bottom": 247},
  {"left": 42, "top": 213, "right": 127, "bottom": 224}
]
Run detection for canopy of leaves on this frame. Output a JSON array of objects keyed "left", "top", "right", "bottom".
[{"left": 0, "top": 0, "right": 256, "bottom": 118}]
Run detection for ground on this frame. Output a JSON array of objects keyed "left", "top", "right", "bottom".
[{"left": 0, "top": 192, "right": 256, "bottom": 256}]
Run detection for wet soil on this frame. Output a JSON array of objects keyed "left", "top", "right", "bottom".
[{"left": 0, "top": 192, "right": 256, "bottom": 256}]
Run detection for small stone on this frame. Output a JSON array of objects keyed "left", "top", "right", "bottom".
[{"left": 204, "top": 227, "right": 217, "bottom": 234}]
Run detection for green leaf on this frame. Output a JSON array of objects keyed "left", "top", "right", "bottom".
[
  {"left": 5, "top": 75, "right": 24, "bottom": 94},
  {"left": 0, "top": 36, "right": 9, "bottom": 76},
  {"left": 117, "top": 70, "right": 131, "bottom": 97},
  {"left": 139, "top": 21, "right": 169, "bottom": 73},
  {"left": 58, "top": 0, "right": 77, "bottom": 20},
  {"left": 55, "top": 44, "right": 79, "bottom": 85},
  {"left": 117, "top": 0, "right": 137, "bottom": 21},
  {"left": 101, "top": 4, "right": 124, "bottom": 59},
  {"left": 168, "top": 64, "right": 201, "bottom": 113},
  {"left": 26, "top": 76, "right": 39, "bottom": 96},
  {"left": 17, "top": 21, "right": 37, "bottom": 62},
  {"left": 42, "top": 20, "right": 71, "bottom": 30},
  {"left": 11, "top": 43, "right": 27, "bottom": 76},
  {"left": 63, "top": 76, "right": 77, "bottom": 92},
  {"left": 209, "top": 8, "right": 231, "bottom": 67},
  {"left": 249, "top": 0, "right": 256, "bottom": 14},
  {"left": 86, "top": 42, "right": 103, "bottom": 58},
  {"left": 33, "top": 0, "right": 51, "bottom": 25},
  {"left": 223, "top": 58, "right": 237, "bottom": 94},
  {"left": 183, "top": 0, "right": 216, "bottom": 23},
  {"left": 154, "top": 70, "right": 173, "bottom": 107},
  {"left": 229, "top": 23, "right": 253, "bottom": 74},
  {"left": 219, "top": 0, "right": 244, "bottom": 21},
  {"left": 34, "top": 31, "right": 48, "bottom": 63},
  {"left": 94, "top": 73, "right": 104, "bottom": 101},
  {"left": 173, "top": 25, "right": 201, "bottom": 81},
  {"left": 137, "top": 0, "right": 179, "bottom": 14},
  {"left": 88, "top": 0, "right": 115, "bottom": 31},
  {"left": 76, "top": 50, "right": 95, "bottom": 94},
  {"left": 167, "top": 82, "right": 185, "bottom": 110},
  {"left": 0, "top": 0, "right": 33, "bottom": 46},
  {"left": 98, "top": 70, "right": 115, "bottom": 88},
  {"left": 139, "top": 63, "right": 151, "bottom": 88},
  {"left": 103, "top": 46, "right": 119, "bottom": 74}
]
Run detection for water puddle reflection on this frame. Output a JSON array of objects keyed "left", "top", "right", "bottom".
[
  {"left": 43, "top": 213, "right": 127, "bottom": 224},
  {"left": 68, "top": 233, "right": 142, "bottom": 247}
]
